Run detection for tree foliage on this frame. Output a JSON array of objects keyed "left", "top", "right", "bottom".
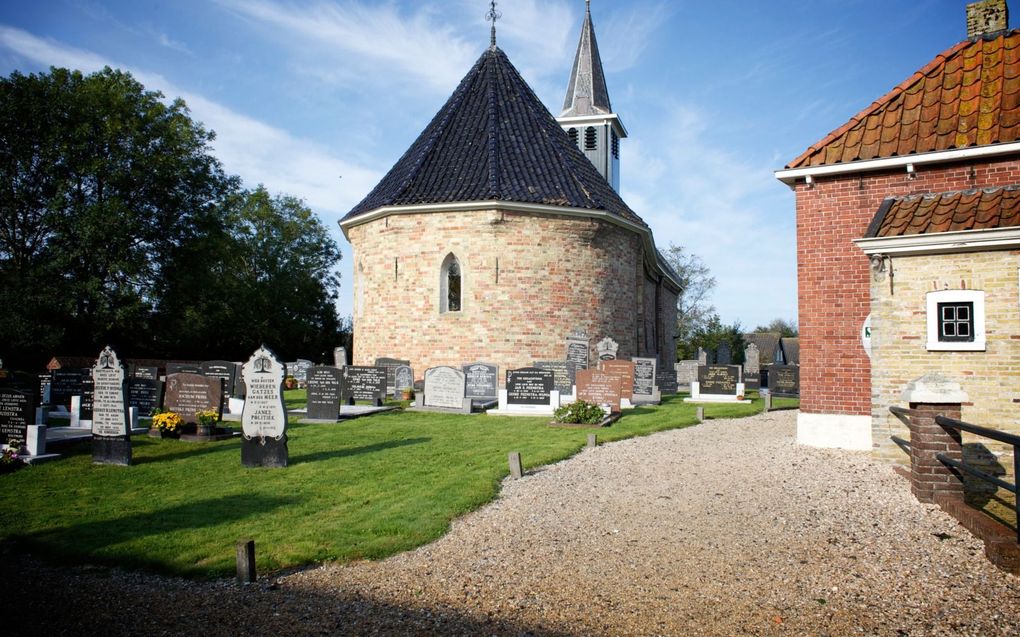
[
  {"left": 0, "top": 67, "right": 345, "bottom": 369},
  {"left": 661, "top": 243, "right": 716, "bottom": 360},
  {"left": 753, "top": 318, "right": 799, "bottom": 338},
  {"left": 686, "top": 314, "right": 745, "bottom": 365}
]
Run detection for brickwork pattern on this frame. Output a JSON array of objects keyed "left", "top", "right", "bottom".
[
  {"left": 347, "top": 210, "right": 675, "bottom": 384},
  {"left": 903, "top": 403, "right": 964, "bottom": 503},
  {"left": 795, "top": 157, "right": 1020, "bottom": 418}
]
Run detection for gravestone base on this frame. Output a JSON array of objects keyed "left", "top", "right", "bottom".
[
  {"left": 242, "top": 437, "right": 288, "bottom": 468},
  {"left": 92, "top": 436, "right": 132, "bottom": 466},
  {"left": 470, "top": 398, "right": 499, "bottom": 411},
  {"left": 488, "top": 390, "right": 560, "bottom": 417},
  {"left": 631, "top": 389, "right": 662, "bottom": 406},
  {"left": 180, "top": 428, "right": 238, "bottom": 443},
  {"left": 410, "top": 397, "right": 474, "bottom": 415},
  {"left": 683, "top": 382, "right": 751, "bottom": 404}
]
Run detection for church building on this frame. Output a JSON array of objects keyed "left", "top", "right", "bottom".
[{"left": 340, "top": 3, "right": 680, "bottom": 383}]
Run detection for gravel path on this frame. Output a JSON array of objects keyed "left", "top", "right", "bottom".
[{"left": 5, "top": 409, "right": 1020, "bottom": 636}]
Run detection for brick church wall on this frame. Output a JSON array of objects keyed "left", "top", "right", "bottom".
[
  {"left": 347, "top": 209, "right": 667, "bottom": 383},
  {"left": 795, "top": 156, "right": 1020, "bottom": 421}
]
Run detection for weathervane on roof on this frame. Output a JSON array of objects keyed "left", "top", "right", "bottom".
[{"left": 487, "top": 1, "right": 501, "bottom": 48}]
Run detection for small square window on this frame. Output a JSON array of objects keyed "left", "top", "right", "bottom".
[
  {"left": 926, "top": 290, "right": 985, "bottom": 351},
  {"left": 938, "top": 302, "right": 974, "bottom": 342}
]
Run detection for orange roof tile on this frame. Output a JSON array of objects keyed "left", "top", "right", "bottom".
[
  {"left": 788, "top": 31, "right": 1020, "bottom": 169},
  {"left": 865, "top": 185, "right": 1020, "bottom": 237}
]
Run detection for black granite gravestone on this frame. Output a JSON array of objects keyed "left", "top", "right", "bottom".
[
  {"left": 769, "top": 365, "right": 800, "bottom": 397},
  {"left": 126, "top": 378, "right": 163, "bottom": 417},
  {"left": 374, "top": 358, "right": 411, "bottom": 392},
  {"left": 698, "top": 365, "right": 740, "bottom": 396},
  {"left": 50, "top": 369, "right": 85, "bottom": 409},
  {"left": 506, "top": 368, "right": 554, "bottom": 406},
  {"left": 132, "top": 365, "right": 159, "bottom": 380},
  {"left": 306, "top": 366, "right": 342, "bottom": 420},
  {"left": 534, "top": 360, "right": 574, "bottom": 395},
  {"left": 632, "top": 357, "right": 657, "bottom": 401},
  {"left": 463, "top": 362, "right": 497, "bottom": 402},
  {"left": 0, "top": 388, "right": 33, "bottom": 445},
  {"left": 201, "top": 360, "right": 237, "bottom": 411},
  {"left": 716, "top": 343, "right": 732, "bottom": 365},
  {"left": 166, "top": 362, "right": 202, "bottom": 375},
  {"left": 342, "top": 366, "right": 388, "bottom": 406},
  {"left": 79, "top": 376, "right": 94, "bottom": 421}
]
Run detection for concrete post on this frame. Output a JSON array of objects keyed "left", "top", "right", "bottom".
[
  {"left": 901, "top": 375, "right": 968, "bottom": 504},
  {"left": 508, "top": 452, "right": 523, "bottom": 479}
]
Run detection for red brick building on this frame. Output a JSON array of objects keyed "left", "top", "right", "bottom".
[{"left": 775, "top": 0, "right": 1020, "bottom": 450}]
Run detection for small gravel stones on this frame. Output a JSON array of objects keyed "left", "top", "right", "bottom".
[{"left": 4, "top": 409, "right": 1019, "bottom": 636}]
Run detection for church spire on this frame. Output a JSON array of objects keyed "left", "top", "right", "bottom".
[
  {"left": 487, "top": 1, "right": 501, "bottom": 49},
  {"left": 561, "top": 0, "right": 612, "bottom": 116}
]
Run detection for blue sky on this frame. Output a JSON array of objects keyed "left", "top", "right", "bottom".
[{"left": 0, "top": 0, "right": 969, "bottom": 330}]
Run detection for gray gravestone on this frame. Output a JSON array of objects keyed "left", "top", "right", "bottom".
[
  {"left": 164, "top": 373, "right": 224, "bottom": 423},
  {"left": 291, "top": 359, "right": 314, "bottom": 386},
  {"left": 743, "top": 343, "right": 761, "bottom": 391},
  {"left": 91, "top": 346, "right": 131, "bottom": 466},
  {"left": 423, "top": 366, "right": 468, "bottom": 411},
  {"left": 393, "top": 365, "right": 414, "bottom": 399},
  {"left": 333, "top": 347, "right": 348, "bottom": 368},
  {"left": 126, "top": 378, "right": 163, "bottom": 417},
  {"left": 0, "top": 388, "right": 33, "bottom": 445},
  {"left": 241, "top": 345, "right": 288, "bottom": 468},
  {"left": 506, "top": 368, "right": 554, "bottom": 406},
  {"left": 631, "top": 357, "right": 658, "bottom": 403},
  {"left": 565, "top": 329, "right": 590, "bottom": 373},
  {"left": 769, "top": 365, "right": 800, "bottom": 397},
  {"left": 596, "top": 337, "right": 619, "bottom": 361},
  {"left": 462, "top": 362, "right": 498, "bottom": 402},
  {"left": 306, "top": 366, "right": 342, "bottom": 420},
  {"left": 342, "top": 366, "right": 388, "bottom": 406},
  {"left": 676, "top": 360, "right": 700, "bottom": 388},
  {"left": 374, "top": 358, "right": 411, "bottom": 392},
  {"left": 534, "top": 360, "right": 574, "bottom": 395},
  {"left": 697, "top": 348, "right": 708, "bottom": 365},
  {"left": 716, "top": 343, "right": 732, "bottom": 365}
]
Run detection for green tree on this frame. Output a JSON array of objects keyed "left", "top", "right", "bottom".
[
  {"left": 688, "top": 314, "right": 745, "bottom": 365},
  {"left": 662, "top": 243, "right": 716, "bottom": 360},
  {"left": 0, "top": 66, "right": 234, "bottom": 368},
  {"left": 753, "top": 318, "right": 798, "bottom": 337}
]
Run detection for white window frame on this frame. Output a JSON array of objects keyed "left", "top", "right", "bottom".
[{"left": 925, "top": 289, "right": 985, "bottom": 351}]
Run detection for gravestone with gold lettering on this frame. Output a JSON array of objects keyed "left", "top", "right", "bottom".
[
  {"left": 91, "top": 346, "right": 131, "bottom": 465},
  {"left": 240, "top": 345, "right": 288, "bottom": 468}
]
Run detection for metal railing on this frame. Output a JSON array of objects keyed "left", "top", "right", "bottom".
[{"left": 890, "top": 405, "right": 1019, "bottom": 543}]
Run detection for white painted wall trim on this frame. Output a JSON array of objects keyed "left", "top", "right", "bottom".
[
  {"left": 925, "top": 289, "right": 986, "bottom": 351},
  {"left": 797, "top": 413, "right": 873, "bottom": 450},
  {"left": 855, "top": 227, "right": 1020, "bottom": 256},
  {"left": 774, "top": 142, "right": 1020, "bottom": 186},
  {"left": 555, "top": 113, "right": 628, "bottom": 137}
]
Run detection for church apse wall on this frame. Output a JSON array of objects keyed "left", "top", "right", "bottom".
[{"left": 348, "top": 208, "right": 651, "bottom": 382}]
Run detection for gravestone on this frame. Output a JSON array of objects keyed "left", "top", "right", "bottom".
[
  {"left": 79, "top": 377, "right": 94, "bottom": 422},
  {"left": 333, "top": 347, "right": 348, "bottom": 368},
  {"left": 0, "top": 388, "right": 33, "bottom": 445},
  {"left": 656, "top": 360, "right": 678, "bottom": 395},
  {"left": 463, "top": 362, "right": 498, "bottom": 402},
  {"left": 306, "top": 366, "right": 342, "bottom": 420},
  {"left": 91, "top": 346, "right": 131, "bottom": 466},
  {"left": 231, "top": 363, "right": 246, "bottom": 399},
  {"left": 675, "top": 360, "right": 700, "bottom": 388},
  {"left": 50, "top": 369, "right": 86, "bottom": 409},
  {"left": 240, "top": 345, "right": 288, "bottom": 468},
  {"left": 534, "top": 360, "right": 575, "bottom": 396},
  {"left": 600, "top": 360, "right": 635, "bottom": 401},
  {"left": 166, "top": 362, "right": 201, "bottom": 375},
  {"left": 201, "top": 360, "right": 238, "bottom": 412},
  {"left": 423, "top": 366, "right": 469, "bottom": 411},
  {"left": 698, "top": 365, "right": 741, "bottom": 396},
  {"left": 341, "top": 366, "right": 388, "bottom": 406},
  {"left": 506, "top": 368, "right": 554, "bottom": 406},
  {"left": 165, "top": 373, "right": 224, "bottom": 423},
  {"left": 132, "top": 365, "right": 159, "bottom": 380},
  {"left": 375, "top": 358, "right": 411, "bottom": 392},
  {"left": 291, "top": 359, "right": 314, "bottom": 386},
  {"left": 565, "top": 329, "right": 590, "bottom": 374},
  {"left": 596, "top": 337, "right": 619, "bottom": 361},
  {"left": 38, "top": 374, "right": 51, "bottom": 405},
  {"left": 697, "top": 347, "right": 708, "bottom": 365},
  {"left": 126, "top": 378, "right": 163, "bottom": 417},
  {"left": 716, "top": 343, "right": 732, "bottom": 365},
  {"left": 575, "top": 368, "right": 623, "bottom": 413},
  {"left": 631, "top": 357, "right": 659, "bottom": 403},
  {"left": 769, "top": 364, "right": 800, "bottom": 397},
  {"left": 393, "top": 365, "right": 414, "bottom": 399},
  {"left": 743, "top": 343, "right": 761, "bottom": 391}
]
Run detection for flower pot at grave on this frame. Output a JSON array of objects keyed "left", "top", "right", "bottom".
[
  {"left": 401, "top": 389, "right": 414, "bottom": 401},
  {"left": 196, "top": 424, "right": 212, "bottom": 437}
]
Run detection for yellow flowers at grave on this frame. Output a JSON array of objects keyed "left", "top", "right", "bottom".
[{"left": 152, "top": 411, "right": 183, "bottom": 433}]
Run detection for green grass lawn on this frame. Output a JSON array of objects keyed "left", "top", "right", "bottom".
[{"left": 0, "top": 393, "right": 783, "bottom": 579}]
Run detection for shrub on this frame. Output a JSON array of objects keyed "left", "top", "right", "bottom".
[{"left": 553, "top": 400, "right": 606, "bottom": 424}]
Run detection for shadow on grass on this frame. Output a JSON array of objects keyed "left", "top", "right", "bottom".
[
  {"left": 132, "top": 441, "right": 238, "bottom": 465},
  {"left": 290, "top": 437, "right": 431, "bottom": 465},
  {"left": 15, "top": 494, "right": 295, "bottom": 572}
]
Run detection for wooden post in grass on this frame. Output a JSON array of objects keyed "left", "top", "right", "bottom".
[
  {"left": 236, "top": 539, "right": 256, "bottom": 585},
  {"left": 508, "top": 452, "right": 523, "bottom": 479},
  {"left": 586, "top": 433, "right": 597, "bottom": 448},
  {"left": 696, "top": 406, "right": 704, "bottom": 422}
]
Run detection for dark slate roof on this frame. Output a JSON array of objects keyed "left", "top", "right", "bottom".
[
  {"left": 865, "top": 185, "right": 1020, "bottom": 237},
  {"left": 780, "top": 337, "right": 800, "bottom": 365},
  {"left": 561, "top": 3, "right": 612, "bottom": 117},
  {"left": 787, "top": 30, "right": 1020, "bottom": 169},
  {"left": 343, "top": 46, "right": 645, "bottom": 226}
]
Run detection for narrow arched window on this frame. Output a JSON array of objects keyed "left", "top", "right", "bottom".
[
  {"left": 567, "top": 127, "right": 579, "bottom": 146},
  {"left": 584, "top": 126, "right": 597, "bottom": 150},
  {"left": 440, "top": 253, "right": 462, "bottom": 313}
]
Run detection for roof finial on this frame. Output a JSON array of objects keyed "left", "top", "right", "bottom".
[
  {"left": 487, "top": 1, "right": 501, "bottom": 48},
  {"left": 586, "top": 0, "right": 591, "bottom": 14}
]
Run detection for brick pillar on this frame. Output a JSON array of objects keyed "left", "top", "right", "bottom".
[{"left": 906, "top": 402, "right": 964, "bottom": 503}]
